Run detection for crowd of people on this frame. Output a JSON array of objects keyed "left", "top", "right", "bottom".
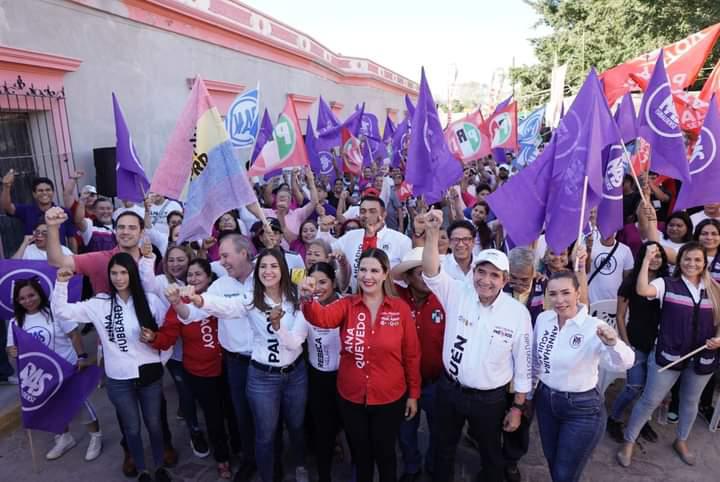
[{"left": 0, "top": 149, "right": 719, "bottom": 482}]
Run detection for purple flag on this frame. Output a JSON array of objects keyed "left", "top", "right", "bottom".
[
  {"left": 250, "top": 109, "right": 281, "bottom": 181},
  {"left": 675, "top": 94, "right": 720, "bottom": 210},
  {"left": 383, "top": 115, "right": 396, "bottom": 143},
  {"left": 405, "top": 94, "right": 416, "bottom": 118},
  {"left": 113, "top": 93, "right": 149, "bottom": 203},
  {"left": 544, "top": 68, "right": 622, "bottom": 252},
  {"left": 614, "top": 92, "right": 638, "bottom": 143},
  {"left": 316, "top": 104, "right": 365, "bottom": 157},
  {"left": 391, "top": 116, "right": 410, "bottom": 167},
  {"left": 317, "top": 96, "right": 339, "bottom": 134},
  {"left": 487, "top": 135, "right": 557, "bottom": 246},
  {"left": 360, "top": 112, "right": 381, "bottom": 165},
  {"left": 406, "top": 68, "right": 463, "bottom": 204},
  {"left": 637, "top": 50, "right": 690, "bottom": 182},
  {"left": 14, "top": 324, "right": 101, "bottom": 433},
  {"left": 596, "top": 144, "right": 626, "bottom": 238},
  {"left": 0, "top": 260, "right": 82, "bottom": 319},
  {"left": 306, "top": 119, "right": 336, "bottom": 183}
]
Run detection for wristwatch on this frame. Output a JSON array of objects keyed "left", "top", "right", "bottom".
[{"left": 511, "top": 401, "right": 526, "bottom": 411}]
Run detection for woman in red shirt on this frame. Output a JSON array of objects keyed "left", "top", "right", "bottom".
[
  {"left": 140, "top": 259, "right": 233, "bottom": 479},
  {"left": 300, "top": 248, "right": 421, "bottom": 482}
]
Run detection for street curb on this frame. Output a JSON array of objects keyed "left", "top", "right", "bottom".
[{"left": 0, "top": 402, "right": 21, "bottom": 437}]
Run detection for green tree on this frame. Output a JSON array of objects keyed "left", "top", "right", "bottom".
[{"left": 512, "top": 0, "right": 720, "bottom": 110}]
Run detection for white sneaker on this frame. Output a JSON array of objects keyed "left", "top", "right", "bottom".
[
  {"left": 46, "top": 432, "right": 76, "bottom": 460},
  {"left": 85, "top": 431, "right": 102, "bottom": 461},
  {"left": 295, "top": 466, "right": 310, "bottom": 482}
]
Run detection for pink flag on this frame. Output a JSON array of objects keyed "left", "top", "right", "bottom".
[{"left": 149, "top": 79, "right": 202, "bottom": 200}]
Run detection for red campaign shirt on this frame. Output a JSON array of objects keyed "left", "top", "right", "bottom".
[
  {"left": 302, "top": 295, "right": 421, "bottom": 405},
  {"left": 395, "top": 286, "right": 445, "bottom": 383},
  {"left": 151, "top": 308, "right": 223, "bottom": 377}
]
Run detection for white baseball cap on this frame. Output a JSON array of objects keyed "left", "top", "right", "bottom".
[
  {"left": 473, "top": 249, "right": 509, "bottom": 272},
  {"left": 81, "top": 185, "right": 97, "bottom": 194}
]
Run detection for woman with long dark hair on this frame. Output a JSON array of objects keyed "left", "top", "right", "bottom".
[
  {"left": 694, "top": 218, "right": 720, "bottom": 283},
  {"left": 618, "top": 242, "right": 720, "bottom": 467},
  {"left": 304, "top": 262, "right": 342, "bottom": 482},
  {"left": 141, "top": 258, "right": 234, "bottom": 479},
  {"left": 7, "top": 278, "right": 102, "bottom": 461},
  {"left": 299, "top": 248, "right": 421, "bottom": 482},
  {"left": 607, "top": 241, "right": 669, "bottom": 443},
  {"left": 52, "top": 253, "right": 172, "bottom": 482},
  {"left": 178, "top": 247, "right": 311, "bottom": 482}
]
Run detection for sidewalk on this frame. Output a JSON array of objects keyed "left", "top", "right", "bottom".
[{"left": 0, "top": 378, "right": 717, "bottom": 481}]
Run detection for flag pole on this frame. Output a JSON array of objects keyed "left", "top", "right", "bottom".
[
  {"left": 27, "top": 429, "right": 39, "bottom": 473},
  {"left": 620, "top": 139, "right": 648, "bottom": 206},
  {"left": 574, "top": 175, "right": 589, "bottom": 272}
]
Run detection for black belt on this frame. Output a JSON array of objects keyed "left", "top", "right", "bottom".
[
  {"left": 443, "top": 371, "right": 504, "bottom": 395},
  {"left": 222, "top": 349, "right": 251, "bottom": 360},
  {"left": 251, "top": 357, "right": 302, "bottom": 374}
]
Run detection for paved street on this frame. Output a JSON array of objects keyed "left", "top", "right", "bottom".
[{"left": 0, "top": 377, "right": 718, "bottom": 481}]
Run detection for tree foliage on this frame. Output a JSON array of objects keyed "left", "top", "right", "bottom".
[{"left": 512, "top": 0, "right": 720, "bottom": 109}]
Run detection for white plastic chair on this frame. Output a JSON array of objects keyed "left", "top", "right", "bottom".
[{"left": 590, "top": 299, "right": 628, "bottom": 395}]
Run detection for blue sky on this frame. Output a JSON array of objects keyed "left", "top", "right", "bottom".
[{"left": 242, "top": 0, "right": 545, "bottom": 96}]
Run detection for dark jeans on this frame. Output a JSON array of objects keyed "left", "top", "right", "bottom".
[
  {"left": 307, "top": 366, "right": 341, "bottom": 482},
  {"left": 339, "top": 396, "right": 406, "bottom": 482},
  {"left": 246, "top": 360, "right": 308, "bottom": 482},
  {"left": 119, "top": 392, "right": 173, "bottom": 452},
  {"left": 700, "top": 371, "right": 718, "bottom": 408},
  {"left": 224, "top": 351, "right": 255, "bottom": 463},
  {"left": 535, "top": 383, "right": 605, "bottom": 482},
  {"left": 166, "top": 358, "right": 199, "bottom": 433},
  {"left": 610, "top": 349, "right": 649, "bottom": 420},
  {"left": 185, "top": 371, "right": 231, "bottom": 463},
  {"left": 398, "top": 381, "right": 437, "bottom": 475},
  {"left": 107, "top": 377, "right": 164, "bottom": 472},
  {"left": 502, "top": 391, "right": 532, "bottom": 464},
  {"left": 432, "top": 377, "right": 506, "bottom": 482},
  {"left": 0, "top": 320, "right": 14, "bottom": 379}
]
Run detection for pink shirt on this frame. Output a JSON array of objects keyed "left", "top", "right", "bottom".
[
  {"left": 262, "top": 202, "right": 315, "bottom": 237},
  {"left": 73, "top": 247, "right": 122, "bottom": 294}
]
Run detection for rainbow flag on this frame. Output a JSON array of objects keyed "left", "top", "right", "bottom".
[{"left": 154, "top": 77, "right": 257, "bottom": 242}]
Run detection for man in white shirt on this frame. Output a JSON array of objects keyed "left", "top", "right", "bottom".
[
  {"left": 147, "top": 193, "right": 182, "bottom": 234},
  {"left": 196, "top": 233, "right": 257, "bottom": 479},
  {"left": 441, "top": 220, "right": 477, "bottom": 282},
  {"left": 420, "top": 209, "right": 532, "bottom": 482},
  {"left": 588, "top": 234, "right": 633, "bottom": 304},
  {"left": 333, "top": 195, "right": 412, "bottom": 292},
  {"left": 690, "top": 203, "right": 720, "bottom": 226}
]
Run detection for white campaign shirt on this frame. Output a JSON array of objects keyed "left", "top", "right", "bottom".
[
  {"left": 197, "top": 292, "right": 309, "bottom": 367},
  {"left": 202, "top": 275, "right": 255, "bottom": 354},
  {"left": 21, "top": 243, "right": 71, "bottom": 260},
  {"left": 532, "top": 305, "right": 634, "bottom": 394},
  {"left": 423, "top": 268, "right": 533, "bottom": 392},
  {"left": 149, "top": 199, "right": 182, "bottom": 232},
  {"left": 333, "top": 226, "right": 412, "bottom": 291},
  {"left": 441, "top": 253, "right": 475, "bottom": 282},
  {"left": 138, "top": 256, "right": 183, "bottom": 361},
  {"left": 690, "top": 211, "right": 720, "bottom": 227},
  {"left": 307, "top": 325, "right": 341, "bottom": 372},
  {"left": 7, "top": 311, "right": 78, "bottom": 364},
  {"left": 588, "top": 241, "right": 634, "bottom": 304},
  {"left": 51, "top": 281, "right": 171, "bottom": 380}
]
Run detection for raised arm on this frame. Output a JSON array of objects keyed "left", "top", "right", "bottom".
[
  {"left": 45, "top": 207, "right": 76, "bottom": 270},
  {"left": 421, "top": 209, "right": 442, "bottom": 277},
  {"left": 272, "top": 308, "right": 310, "bottom": 350},
  {"left": 183, "top": 285, "right": 250, "bottom": 320},
  {"left": 298, "top": 277, "right": 348, "bottom": 329},
  {"left": 11, "top": 235, "right": 33, "bottom": 259},
  {"left": 1, "top": 169, "right": 16, "bottom": 215},
  {"left": 635, "top": 244, "right": 659, "bottom": 298},
  {"left": 51, "top": 269, "right": 96, "bottom": 324}
]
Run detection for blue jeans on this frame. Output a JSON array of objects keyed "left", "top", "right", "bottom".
[
  {"left": 224, "top": 352, "right": 255, "bottom": 463},
  {"left": 246, "top": 360, "right": 308, "bottom": 482},
  {"left": 535, "top": 383, "right": 605, "bottom": 482},
  {"left": 106, "top": 377, "right": 164, "bottom": 472},
  {"left": 610, "top": 349, "right": 649, "bottom": 420},
  {"left": 624, "top": 351, "right": 712, "bottom": 442},
  {"left": 166, "top": 358, "right": 199, "bottom": 433},
  {"left": 399, "top": 381, "right": 437, "bottom": 474}
]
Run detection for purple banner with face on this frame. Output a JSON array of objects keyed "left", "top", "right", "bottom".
[
  {"left": 14, "top": 325, "right": 101, "bottom": 433},
  {"left": 0, "top": 260, "right": 82, "bottom": 320}
]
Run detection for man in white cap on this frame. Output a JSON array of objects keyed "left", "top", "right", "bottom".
[
  {"left": 391, "top": 247, "right": 446, "bottom": 482},
  {"left": 419, "top": 209, "right": 532, "bottom": 482}
]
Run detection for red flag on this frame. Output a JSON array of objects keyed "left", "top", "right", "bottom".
[
  {"left": 699, "top": 58, "right": 720, "bottom": 104},
  {"left": 601, "top": 23, "right": 720, "bottom": 106},
  {"left": 444, "top": 110, "right": 491, "bottom": 163},
  {"left": 248, "top": 96, "right": 309, "bottom": 177},
  {"left": 341, "top": 127, "right": 362, "bottom": 175},
  {"left": 487, "top": 101, "right": 518, "bottom": 151},
  {"left": 631, "top": 137, "right": 650, "bottom": 174}
]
